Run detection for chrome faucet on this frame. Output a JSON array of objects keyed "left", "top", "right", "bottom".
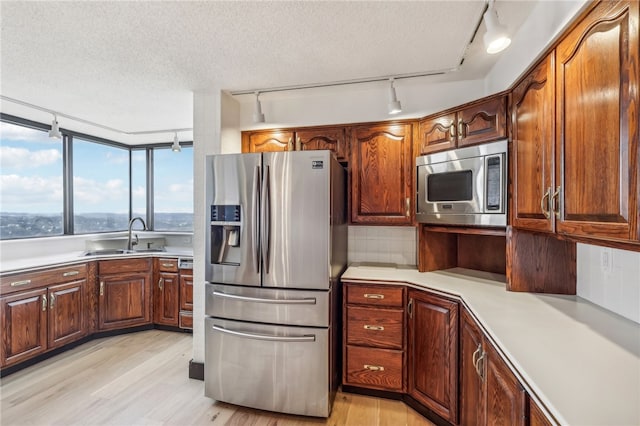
[{"left": 127, "top": 217, "right": 147, "bottom": 251}]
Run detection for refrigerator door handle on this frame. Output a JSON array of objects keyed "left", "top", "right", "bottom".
[
  {"left": 212, "top": 325, "right": 316, "bottom": 343},
  {"left": 253, "top": 166, "right": 261, "bottom": 274},
  {"left": 261, "top": 165, "right": 271, "bottom": 273},
  {"left": 212, "top": 290, "right": 317, "bottom": 305}
]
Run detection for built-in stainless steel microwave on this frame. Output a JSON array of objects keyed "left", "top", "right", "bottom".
[{"left": 416, "top": 139, "right": 507, "bottom": 227}]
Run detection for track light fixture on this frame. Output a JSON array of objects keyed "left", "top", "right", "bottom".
[
  {"left": 171, "top": 132, "right": 181, "bottom": 152},
  {"left": 253, "top": 91, "right": 265, "bottom": 123},
  {"left": 483, "top": 1, "right": 511, "bottom": 54},
  {"left": 48, "top": 114, "right": 62, "bottom": 139},
  {"left": 387, "top": 78, "right": 402, "bottom": 115}
]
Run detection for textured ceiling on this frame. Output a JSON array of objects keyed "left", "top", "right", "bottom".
[{"left": 0, "top": 1, "right": 536, "bottom": 141}]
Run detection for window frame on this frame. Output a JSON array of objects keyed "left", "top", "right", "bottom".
[{"left": 0, "top": 113, "right": 193, "bottom": 239}]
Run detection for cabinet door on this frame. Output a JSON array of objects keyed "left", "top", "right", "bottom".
[
  {"left": 484, "top": 342, "right": 526, "bottom": 426},
  {"left": 241, "top": 130, "right": 294, "bottom": 153},
  {"left": 98, "top": 272, "right": 151, "bottom": 330},
  {"left": 555, "top": 0, "right": 639, "bottom": 241},
  {"left": 350, "top": 123, "right": 413, "bottom": 224},
  {"left": 0, "top": 288, "right": 47, "bottom": 367},
  {"left": 295, "top": 127, "right": 348, "bottom": 162},
  {"left": 154, "top": 272, "right": 179, "bottom": 326},
  {"left": 457, "top": 96, "right": 507, "bottom": 147},
  {"left": 407, "top": 290, "right": 458, "bottom": 423},
  {"left": 48, "top": 280, "right": 87, "bottom": 349},
  {"left": 511, "top": 54, "right": 556, "bottom": 233},
  {"left": 416, "top": 113, "right": 456, "bottom": 155},
  {"left": 460, "top": 308, "right": 485, "bottom": 426},
  {"left": 179, "top": 273, "right": 193, "bottom": 311}
]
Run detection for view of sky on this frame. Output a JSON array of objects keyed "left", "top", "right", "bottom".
[{"left": 0, "top": 121, "right": 193, "bottom": 215}]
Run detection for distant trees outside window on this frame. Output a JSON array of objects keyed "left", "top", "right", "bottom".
[
  {"left": 0, "top": 117, "right": 193, "bottom": 240},
  {"left": 0, "top": 122, "right": 64, "bottom": 239}
]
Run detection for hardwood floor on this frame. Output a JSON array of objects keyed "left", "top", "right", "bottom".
[{"left": 0, "top": 330, "right": 433, "bottom": 426}]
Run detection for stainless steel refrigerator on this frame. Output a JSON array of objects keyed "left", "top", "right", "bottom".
[{"left": 204, "top": 150, "right": 347, "bottom": 418}]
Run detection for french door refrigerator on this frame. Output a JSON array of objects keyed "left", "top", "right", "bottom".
[{"left": 204, "top": 150, "right": 347, "bottom": 417}]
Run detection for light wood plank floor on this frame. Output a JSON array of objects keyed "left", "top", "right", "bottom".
[{"left": 0, "top": 330, "right": 434, "bottom": 426}]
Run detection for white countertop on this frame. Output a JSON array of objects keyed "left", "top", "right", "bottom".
[
  {"left": 342, "top": 265, "right": 640, "bottom": 426},
  {"left": 0, "top": 247, "right": 193, "bottom": 275}
]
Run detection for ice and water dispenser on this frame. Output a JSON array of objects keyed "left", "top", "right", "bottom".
[{"left": 210, "top": 205, "right": 241, "bottom": 265}]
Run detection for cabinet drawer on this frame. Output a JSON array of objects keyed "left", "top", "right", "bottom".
[
  {"left": 346, "top": 306, "right": 404, "bottom": 349},
  {"left": 0, "top": 263, "right": 87, "bottom": 295},
  {"left": 345, "top": 345, "right": 403, "bottom": 391},
  {"left": 158, "top": 258, "right": 178, "bottom": 272},
  {"left": 99, "top": 258, "right": 150, "bottom": 275},
  {"left": 179, "top": 311, "right": 193, "bottom": 329},
  {"left": 345, "top": 284, "right": 404, "bottom": 307}
]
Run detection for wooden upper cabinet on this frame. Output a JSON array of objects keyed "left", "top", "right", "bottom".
[
  {"left": 458, "top": 96, "right": 507, "bottom": 148},
  {"left": 242, "top": 130, "right": 294, "bottom": 153},
  {"left": 241, "top": 127, "right": 347, "bottom": 160},
  {"left": 511, "top": 53, "right": 556, "bottom": 233},
  {"left": 416, "top": 96, "right": 507, "bottom": 156},
  {"left": 555, "top": 0, "right": 639, "bottom": 241},
  {"left": 417, "top": 112, "right": 456, "bottom": 155},
  {"left": 295, "top": 126, "right": 348, "bottom": 162},
  {"left": 407, "top": 290, "right": 458, "bottom": 424},
  {"left": 350, "top": 123, "right": 413, "bottom": 225}
]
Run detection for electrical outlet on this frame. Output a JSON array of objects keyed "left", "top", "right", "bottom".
[{"left": 601, "top": 248, "right": 613, "bottom": 274}]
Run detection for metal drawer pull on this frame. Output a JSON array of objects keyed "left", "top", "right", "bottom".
[
  {"left": 100, "top": 281, "right": 104, "bottom": 296},
  {"left": 212, "top": 290, "right": 316, "bottom": 305},
  {"left": 364, "top": 325, "right": 384, "bottom": 331},
  {"left": 42, "top": 295, "right": 47, "bottom": 311},
  {"left": 50, "top": 294, "right": 56, "bottom": 309},
  {"left": 10, "top": 279, "right": 31, "bottom": 287},
  {"left": 161, "top": 263, "right": 175, "bottom": 268},
  {"left": 158, "top": 277, "right": 164, "bottom": 290},
  {"left": 62, "top": 271, "right": 79, "bottom": 277},
  {"left": 364, "top": 365, "right": 384, "bottom": 372},
  {"left": 212, "top": 325, "right": 315, "bottom": 343},
  {"left": 364, "top": 293, "right": 384, "bottom": 299}
]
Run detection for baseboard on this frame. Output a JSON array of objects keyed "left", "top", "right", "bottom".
[{"left": 189, "top": 359, "right": 204, "bottom": 380}]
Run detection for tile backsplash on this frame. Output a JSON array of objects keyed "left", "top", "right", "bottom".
[
  {"left": 348, "top": 226, "right": 416, "bottom": 266},
  {"left": 577, "top": 243, "right": 640, "bottom": 324}
]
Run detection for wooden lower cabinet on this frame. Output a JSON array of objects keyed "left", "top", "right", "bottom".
[
  {"left": 47, "top": 279, "right": 87, "bottom": 349},
  {"left": 179, "top": 270, "right": 193, "bottom": 330},
  {"left": 154, "top": 272, "right": 179, "bottom": 326},
  {"left": 461, "top": 307, "right": 532, "bottom": 426},
  {"left": 0, "top": 264, "right": 88, "bottom": 368},
  {"left": 407, "top": 289, "right": 458, "bottom": 424},
  {"left": 343, "top": 282, "right": 406, "bottom": 392},
  {"left": 98, "top": 259, "right": 151, "bottom": 331},
  {"left": 0, "top": 288, "right": 48, "bottom": 367}
]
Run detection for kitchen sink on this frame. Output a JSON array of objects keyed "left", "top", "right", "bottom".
[{"left": 82, "top": 248, "right": 166, "bottom": 256}]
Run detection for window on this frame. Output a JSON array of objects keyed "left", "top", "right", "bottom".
[
  {"left": 0, "top": 121, "right": 63, "bottom": 239},
  {"left": 0, "top": 116, "right": 193, "bottom": 240},
  {"left": 153, "top": 146, "right": 193, "bottom": 231},
  {"left": 131, "top": 149, "right": 147, "bottom": 220},
  {"left": 72, "top": 138, "right": 130, "bottom": 233}
]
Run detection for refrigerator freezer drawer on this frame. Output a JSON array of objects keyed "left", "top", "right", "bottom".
[
  {"left": 205, "top": 317, "right": 331, "bottom": 417},
  {"left": 205, "top": 283, "right": 330, "bottom": 327}
]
